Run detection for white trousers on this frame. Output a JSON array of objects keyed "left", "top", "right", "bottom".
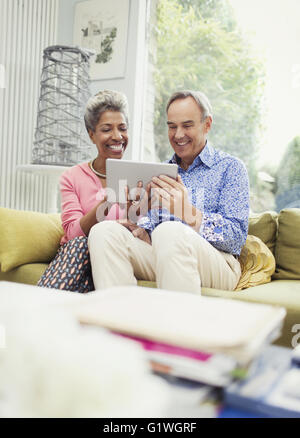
[{"left": 88, "top": 221, "right": 241, "bottom": 294}]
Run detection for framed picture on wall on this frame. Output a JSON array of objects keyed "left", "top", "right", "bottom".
[{"left": 73, "top": 0, "right": 130, "bottom": 80}]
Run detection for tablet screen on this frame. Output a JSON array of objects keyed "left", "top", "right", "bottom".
[{"left": 106, "top": 159, "right": 178, "bottom": 202}]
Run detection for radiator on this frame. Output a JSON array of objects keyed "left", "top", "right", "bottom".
[{"left": 0, "top": 0, "right": 58, "bottom": 212}]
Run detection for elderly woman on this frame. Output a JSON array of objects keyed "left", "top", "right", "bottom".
[{"left": 37, "top": 90, "right": 130, "bottom": 293}]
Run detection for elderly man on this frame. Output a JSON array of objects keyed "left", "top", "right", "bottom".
[{"left": 88, "top": 90, "right": 250, "bottom": 294}]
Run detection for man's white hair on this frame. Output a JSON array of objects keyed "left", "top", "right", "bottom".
[{"left": 166, "top": 90, "right": 213, "bottom": 121}]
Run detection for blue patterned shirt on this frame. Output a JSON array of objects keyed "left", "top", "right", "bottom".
[{"left": 137, "top": 142, "right": 250, "bottom": 256}]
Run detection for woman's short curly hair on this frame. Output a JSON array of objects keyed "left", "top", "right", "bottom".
[{"left": 84, "top": 89, "right": 129, "bottom": 133}]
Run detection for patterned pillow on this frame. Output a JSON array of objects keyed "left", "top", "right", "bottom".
[{"left": 235, "top": 235, "right": 276, "bottom": 291}]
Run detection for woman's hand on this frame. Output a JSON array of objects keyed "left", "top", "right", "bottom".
[
  {"left": 150, "top": 174, "right": 202, "bottom": 231},
  {"left": 95, "top": 195, "right": 113, "bottom": 222},
  {"left": 80, "top": 195, "right": 112, "bottom": 236},
  {"left": 124, "top": 182, "right": 152, "bottom": 223},
  {"left": 117, "top": 219, "right": 151, "bottom": 245}
]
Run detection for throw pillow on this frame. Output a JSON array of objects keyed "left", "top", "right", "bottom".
[
  {"left": 0, "top": 208, "right": 64, "bottom": 272},
  {"left": 273, "top": 208, "right": 300, "bottom": 280},
  {"left": 248, "top": 211, "right": 278, "bottom": 255},
  {"left": 235, "top": 235, "right": 276, "bottom": 291}
]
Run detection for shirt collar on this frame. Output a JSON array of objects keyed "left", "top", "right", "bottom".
[{"left": 168, "top": 141, "right": 215, "bottom": 169}]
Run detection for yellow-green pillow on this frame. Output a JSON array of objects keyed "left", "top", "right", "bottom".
[
  {"left": 0, "top": 208, "right": 64, "bottom": 272},
  {"left": 273, "top": 208, "right": 300, "bottom": 280},
  {"left": 248, "top": 211, "right": 278, "bottom": 254},
  {"left": 235, "top": 235, "right": 276, "bottom": 291}
]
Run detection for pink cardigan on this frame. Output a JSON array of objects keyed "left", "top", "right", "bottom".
[{"left": 60, "top": 162, "right": 125, "bottom": 245}]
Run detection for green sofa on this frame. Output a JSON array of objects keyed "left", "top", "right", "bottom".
[{"left": 0, "top": 207, "right": 299, "bottom": 348}]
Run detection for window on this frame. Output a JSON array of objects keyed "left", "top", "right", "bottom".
[{"left": 147, "top": 0, "right": 300, "bottom": 212}]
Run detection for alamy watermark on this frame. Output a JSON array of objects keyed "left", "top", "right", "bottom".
[
  {"left": 0, "top": 64, "right": 5, "bottom": 89},
  {"left": 291, "top": 324, "right": 300, "bottom": 348}
]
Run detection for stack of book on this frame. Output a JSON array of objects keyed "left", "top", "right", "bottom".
[
  {"left": 114, "top": 332, "right": 238, "bottom": 387},
  {"left": 71, "top": 285, "right": 286, "bottom": 388}
]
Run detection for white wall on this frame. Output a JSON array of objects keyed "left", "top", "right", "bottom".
[{"left": 57, "top": 0, "right": 149, "bottom": 160}]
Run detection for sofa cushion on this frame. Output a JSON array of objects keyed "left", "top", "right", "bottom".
[
  {"left": 0, "top": 263, "right": 49, "bottom": 285},
  {"left": 0, "top": 208, "right": 63, "bottom": 272},
  {"left": 248, "top": 211, "right": 278, "bottom": 254},
  {"left": 273, "top": 208, "right": 300, "bottom": 280}
]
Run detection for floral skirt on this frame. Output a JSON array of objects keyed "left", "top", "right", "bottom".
[{"left": 37, "top": 236, "right": 94, "bottom": 293}]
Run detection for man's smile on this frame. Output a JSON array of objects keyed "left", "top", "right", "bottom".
[{"left": 175, "top": 139, "right": 191, "bottom": 147}]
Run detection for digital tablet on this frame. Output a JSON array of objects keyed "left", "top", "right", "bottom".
[{"left": 106, "top": 159, "right": 178, "bottom": 202}]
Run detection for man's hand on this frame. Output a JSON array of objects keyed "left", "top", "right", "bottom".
[
  {"left": 117, "top": 219, "right": 151, "bottom": 245},
  {"left": 150, "top": 174, "right": 202, "bottom": 231}
]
